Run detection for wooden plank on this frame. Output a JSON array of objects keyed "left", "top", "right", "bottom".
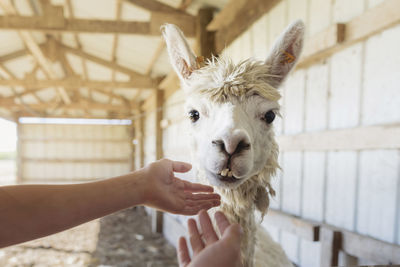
[
  {"left": 195, "top": 8, "right": 215, "bottom": 59},
  {"left": 0, "top": 47, "right": 29, "bottom": 62},
  {"left": 298, "top": 23, "right": 345, "bottom": 68},
  {"left": 0, "top": 1, "right": 71, "bottom": 105},
  {"left": 21, "top": 158, "right": 130, "bottom": 164},
  {"left": 0, "top": 15, "right": 196, "bottom": 36},
  {"left": 124, "top": 0, "right": 187, "bottom": 15},
  {"left": 214, "top": 0, "right": 282, "bottom": 53},
  {"left": 207, "top": 0, "right": 247, "bottom": 31},
  {"left": 0, "top": 78, "right": 156, "bottom": 89},
  {"left": 150, "top": 12, "right": 195, "bottom": 38},
  {"left": 163, "top": 214, "right": 187, "bottom": 247},
  {"left": 16, "top": 112, "right": 132, "bottom": 119},
  {"left": 298, "top": 0, "right": 400, "bottom": 68},
  {"left": 145, "top": 40, "right": 164, "bottom": 76},
  {"left": 263, "top": 209, "right": 320, "bottom": 241},
  {"left": 340, "top": 229, "right": 400, "bottom": 263},
  {"left": 60, "top": 43, "right": 152, "bottom": 81},
  {"left": 320, "top": 227, "right": 341, "bottom": 267},
  {"left": 278, "top": 124, "right": 400, "bottom": 151},
  {"left": 16, "top": 122, "right": 23, "bottom": 184},
  {"left": 19, "top": 138, "right": 131, "bottom": 143}
]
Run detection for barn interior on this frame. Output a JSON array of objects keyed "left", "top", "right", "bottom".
[{"left": 0, "top": 0, "right": 400, "bottom": 266}]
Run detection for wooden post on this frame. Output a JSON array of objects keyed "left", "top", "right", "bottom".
[
  {"left": 320, "top": 227, "right": 341, "bottom": 267},
  {"left": 195, "top": 7, "right": 215, "bottom": 59},
  {"left": 16, "top": 120, "right": 23, "bottom": 184},
  {"left": 152, "top": 89, "right": 164, "bottom": 233}
]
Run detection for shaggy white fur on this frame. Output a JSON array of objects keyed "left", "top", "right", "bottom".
[{"left": 162, "top": 20, "right": 304, "bottom": 267}]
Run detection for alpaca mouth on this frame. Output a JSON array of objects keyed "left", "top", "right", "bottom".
[{"left": 217, "top": 168, "right": 238, "bottom": 183}]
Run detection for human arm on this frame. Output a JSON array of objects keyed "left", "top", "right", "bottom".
[
  {"left": 178, "top": 210, "right": 243, "bottom": 267},
  {"left": 0, "top": 159, "right": 220, "bottom": 248}
]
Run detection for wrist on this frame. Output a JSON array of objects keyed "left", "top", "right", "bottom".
[{"left": 115, "top": 169, "right": 149, "bottom": 207}]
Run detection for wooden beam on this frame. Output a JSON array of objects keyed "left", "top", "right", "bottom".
[
  {"left": 340, "top": 229, "right": 400, "bottom": 263},
  {"left": 320, "top": 227, "right": 341, "bottom": 267},
  {"left": 124, "top": 0, "right": 187, "bottom": 15},
  {"left": 145, "top": 40, "right": 164, "bottom": 76},
  {"left": 195, "top": 8, "right": 215, "bottom": 59},
  {"left": 0, "top": 0, "right": 71, "bottom": 105},
  {"left": 16, "top": 111, "right": 131, "bottom": 119},
  {"left": 278, "top": 124, "right": 400, "bottom": 151},
  {"left": 0, "top": 47, "right": 29, "bottom": 62},
  {"left": 0, "top": 99, "right": 134, "bottom": 112},
  {"left": 297, "top": 23, "right": 345, "bottom": 67},
  {"left": 60, "top": 43, "right": 154, "bottom": 82},
  {"left": 207, "top": 0, "right": 247, "bottom": 31},
  {"left": 0, "top": 14, "right": 196, "bottom": 36},
  {"left": 153, "top": 89, "right": 164, "bottom": 234},
  {"left": 262, "top": 209, "right": 320, "bottom": 241},
  {"left": 20, "top": 138, "right": 131, "bottom": 143},
  {"left": 0, "top": 78, "right": 157, "bottom": 89},
  {"left": 21, "top": 158, "right": 130, "bottom": 164},
  {"left": 214, "top": 0, "right": 281, "bottom": 53},
  {"left": 298, "top": 0, "right": 400, "bottom": 68}
]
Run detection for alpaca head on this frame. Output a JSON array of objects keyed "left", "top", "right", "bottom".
[{"left": 162, "top": 21, "right": 304, "bottom": 189}]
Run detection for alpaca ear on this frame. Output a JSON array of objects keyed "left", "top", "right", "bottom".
[
  {"left": 161, "top": 24, "right": 198, "bottom": 82},
  {"left": 265, "top": 20, "right": 305, "bottom": 88}
]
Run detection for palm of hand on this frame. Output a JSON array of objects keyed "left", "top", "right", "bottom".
[{"left": 142, "top": 159, "right": 220, "bottom": 215}]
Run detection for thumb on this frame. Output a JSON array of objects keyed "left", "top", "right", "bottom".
[
  {"left": 222, "top": 223, "right": 243, "bottom": 244},
  {"left": 172, "top": 161, "right": 192, "bottom": 173}
]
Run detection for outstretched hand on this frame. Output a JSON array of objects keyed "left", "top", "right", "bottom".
[
  {"left": 140, "top": 159, "right": 220, "bottom": 215},
  {"left": 178, "top": 210, "right": 243, "bottom": 267}
]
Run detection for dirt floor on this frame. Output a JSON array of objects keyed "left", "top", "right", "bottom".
[{"left": 0, "top": 207, "right": 178, "bottom": 267}]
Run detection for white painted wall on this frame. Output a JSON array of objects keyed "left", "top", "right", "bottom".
[{"left": 144, "top": 0, "right": 400, "bottom": 265}]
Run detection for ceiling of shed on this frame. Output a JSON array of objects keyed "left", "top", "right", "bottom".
[{"left": 0, "top": 0, "right": 228, "bottom": 120}]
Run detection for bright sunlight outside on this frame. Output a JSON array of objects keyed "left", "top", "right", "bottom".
[{"left": 0, "top": 118, "right": 17, "bottom": 185}]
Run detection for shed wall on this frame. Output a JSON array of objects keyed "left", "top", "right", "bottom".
[
  {"left": 141, "top": 0, "right": 400, "bottom": 265},
  {"left": 18, "top": 123, "right": 133, "bottom": 183}
]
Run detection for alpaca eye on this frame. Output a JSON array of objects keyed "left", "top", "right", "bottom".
[
  {"left": 263, "top": 110, "right": 275, "bottom": 124},
  {"left": 188, "top": 110, "right": 200, "bottom": 122}
]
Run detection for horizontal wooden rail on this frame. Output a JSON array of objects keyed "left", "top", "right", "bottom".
[
  {"left": 22, "top": 158, "right": 130, "bottom": 164},
  {"left": 20, "top": 138, "right": 131, "bottom": 143},
  {"left": 298, "top": 0, "right": 400, "bottom": 68},
  {"left": 277, "top": 124, "right": 400, "bottom": 151},
  {"left": 263, "top": 209, "right": 320, "bottom": 241},
  {"left": 262, "top": 210, "right": 400, "bottom": 266}
]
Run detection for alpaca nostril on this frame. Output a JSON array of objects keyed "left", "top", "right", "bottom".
[
  {"left": 236, "top": 140, "right": 251, "bottom": 153},
  {"left": 212, "top": 140, "right": 225, "bottom": 151}
]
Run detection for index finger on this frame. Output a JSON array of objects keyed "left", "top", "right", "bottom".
[{"left": 182, "top": 180, "right": 214, "bottom": 192}]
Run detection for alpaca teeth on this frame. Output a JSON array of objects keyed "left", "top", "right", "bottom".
[
  {"left": 227, "top": 171, "right": 233, "bottom": 177},
  {"left": 221, "top": 168, "right": 229, "bottom": 177}
]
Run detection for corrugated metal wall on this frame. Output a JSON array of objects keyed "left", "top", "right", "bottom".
[
  {"left": 18, "top": 123, "right": 133, "bottom": 183},
  {"left": 141, "top": 0, "right": 400, "bottom": 265}
]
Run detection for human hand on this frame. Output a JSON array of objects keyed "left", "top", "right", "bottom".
[
  {"left": 178, "top": 210, "right": 243, "bottom": 267},
  {"left": 140, "top": 159, "right": 220, "bottom": 215}
]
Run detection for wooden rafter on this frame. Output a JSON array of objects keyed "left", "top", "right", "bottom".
[
  {"left": 0, "top": 13, "right": 195, "bottom": 36},
  {"left": 0, "top": 78, "right": 157, "bottom": 89},
  {"left": 211, "top": 0, "right": 282, "bottom": 53},
  {"left": 0, "top": 47, "right": 29, "bottom": 62},
  {"left": 59, "top": 42, "right": 154, "bottom": 83},
  {"left": 124, "top": 0, "right": 187, "bottom": 14},
  {"left": 0, "top": 0, "right": 71, "bottom": 104}
]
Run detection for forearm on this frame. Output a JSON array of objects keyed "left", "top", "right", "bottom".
[{"left": 0, "top": 170, "right": 146, "bottom": 248}]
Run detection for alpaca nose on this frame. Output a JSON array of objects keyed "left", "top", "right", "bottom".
[{"left": 212, "top": 130, "right": 251, "bottom": 155}]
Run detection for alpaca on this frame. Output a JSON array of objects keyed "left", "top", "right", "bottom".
[{"left": 162, "top": 20, "right": 304, "bottom": 267}]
